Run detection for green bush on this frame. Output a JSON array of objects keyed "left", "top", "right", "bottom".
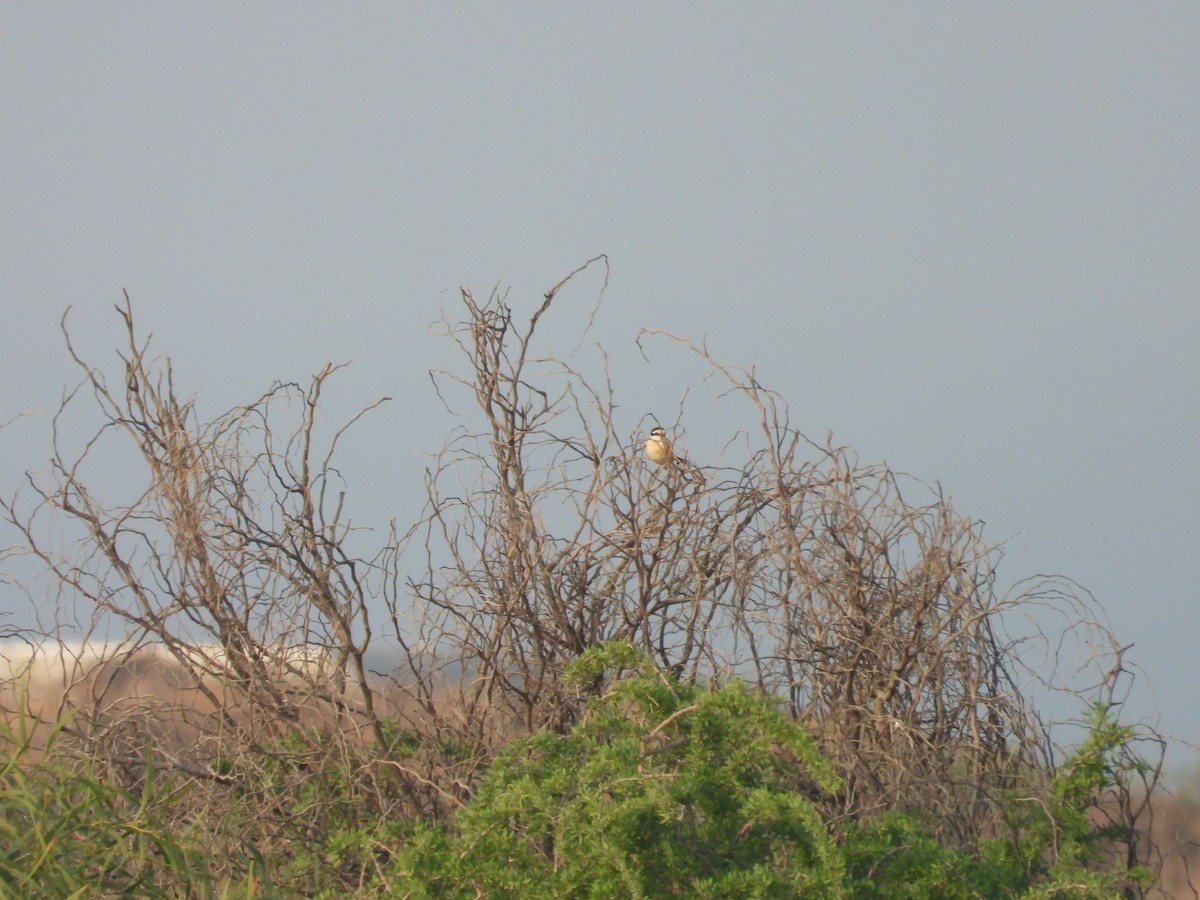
[
  {"left": 981, "top": 703, "right": 1155, "bottom": 898},
  {"left": 387, "top": 645, "right": 1153, "bottom": 899},
  {"left": 0, "top": 715, "right": 206, "bottom": 898},
  {"left": 207, "top": 720, "right": 419, "bottom": 898},
  {"left": 391, "top": 642, "right": 846, "bottom": 898},
  {"left": 0, "top": 652, "right": 1152, "bottom": 898}
]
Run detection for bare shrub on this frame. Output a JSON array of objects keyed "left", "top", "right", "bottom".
[
  {"left": 1, "top": 296, "right": 429, "bottom": 886},
  {"left": 0, "top": 266, "right": 1167, "bottom": 893},
  {"left": 388, "top": 263, "right": 1161, "bottom": 882}
]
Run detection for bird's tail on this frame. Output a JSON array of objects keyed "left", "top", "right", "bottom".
[{"left": 672, "top": 456, "right": 706, "bottom": 485}]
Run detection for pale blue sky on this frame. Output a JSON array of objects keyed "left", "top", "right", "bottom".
[{"left": 2, "top": 5, "right": 1197, "bottom": 766}]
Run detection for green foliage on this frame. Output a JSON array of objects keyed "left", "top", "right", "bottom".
[
  {"left": 840, "top": 705, "right": 1154, "bottom": 899},
  {"left": 211, "top": 720, "right": 417, "bottom": 898},
  {"left": 392, "top": 642, "right": 847, "bottom": 898},
  {"left": 389, "top": 649, "right": 1155, "bottom": 899},
  {"left": 0, "top": 661, "right": 1154, "bottom": 898},
  {"left": 979, "top": 703, "right": 1154, "bottom": 898},
  {"left": 0, "top": 714, "right": 207, "bottom": 899},
  {"left": 842, "top": 811, "right": 1023, "bottom": 899}
]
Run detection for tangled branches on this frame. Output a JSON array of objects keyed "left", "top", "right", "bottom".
[
  {"left": 0, "top": 266, "right": 1163, "bottom": 892},
  {"left": 395, "top": 270, "right": 1153, "bottom": 860}
]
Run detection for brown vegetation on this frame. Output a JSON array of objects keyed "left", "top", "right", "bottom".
[{"left": 0, "top": 265, "right": 1180, "bottom": 893}]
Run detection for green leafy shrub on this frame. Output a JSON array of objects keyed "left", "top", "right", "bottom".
[
  {"left": 388, "top": 646, "right": 1154, "bottom": 899},
  {"left": 0, "top": 715, "right": 207, "bottom": 898},
  {"left": 392, "top": 642, "right": 847, "bottom": 898},
  {"left": 0, "top": 651, "right": 1156, "bottom": 898},
  {"left": 208, "top": 719, "right": 420, "bottom": 898},
  {"left": 841, "top": 704, "right": 1154, "bottom": 899},
  {"left": 841, "top": 811, "right": 1021, "bottom": 899},
  {"left": 981, "top": 703, "right": 1155, "bottom": 898}
]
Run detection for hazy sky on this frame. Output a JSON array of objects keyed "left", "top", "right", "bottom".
[{"left": 2, "top": 6, "right": 1197, "bottom": 768}]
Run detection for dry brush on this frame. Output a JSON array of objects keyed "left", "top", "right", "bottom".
[{"left": 0, "top": 266, "right": 1167, "bottom": 893}]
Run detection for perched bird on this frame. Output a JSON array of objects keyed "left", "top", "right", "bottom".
[
  {"left": 644, "top": 426, "right": 674, "bottom": 467},
  {"left": 644, "top": 426, "right": 705, "bottom": 483}
]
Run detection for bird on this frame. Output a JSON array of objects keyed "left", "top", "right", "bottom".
[
  {"left": 644, "top": 426, "right": 705, "bottom": 483},
  {"left": 644, "top": 426, "right": 674, "bottom": 467}
]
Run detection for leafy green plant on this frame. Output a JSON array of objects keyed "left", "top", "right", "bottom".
[
  {"left": 392, "top": 641, "right": 847, "bottom": 898},
  {"left": 388, "top": 647, "right": 1156, "bottom": 899},
  {"left": 0, "top": 713, "right": 207, "bottom": 898},
  {"left": 196, "top": 717, "right": 426, "bottom": 898},
  {"left": 842, "top": 811, "right": 1023, "bottom": 899},
  {"left": 0, "top": 659, "right": 1157, "bottom": 897},
  {"left": 982, "top": 703, "right": 1154, "bottom": 898},
  {"left": 840, "top": 705, "right": 1156, "bottom": 899}
]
